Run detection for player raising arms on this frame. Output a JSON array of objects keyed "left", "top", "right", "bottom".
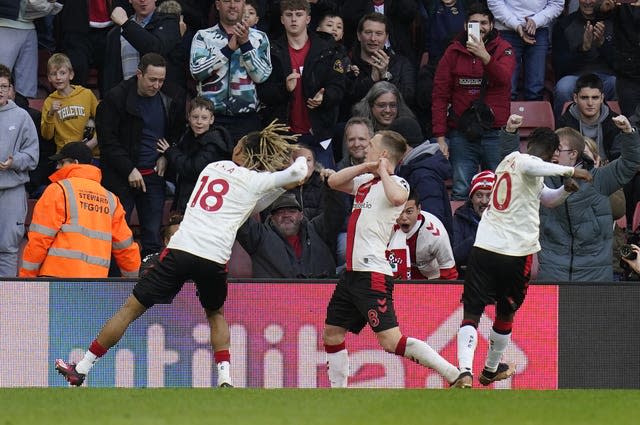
[
  {"left": 322, "top": 130, "right": 465, "bottom": 388},
  {"left": 55, "top": 121, "right": 307, "bottom": 388},
  {"left": 452, "top": 118, "right": 593, "bottom": 388}
]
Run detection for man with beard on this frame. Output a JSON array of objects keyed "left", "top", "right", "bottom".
[{"left": 236, "top": 191, "right": 343, "bottom": 278}]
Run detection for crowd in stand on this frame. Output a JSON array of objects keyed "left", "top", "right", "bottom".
[{"left": 2, "top": 0, "right": 640, "bottom": 282}]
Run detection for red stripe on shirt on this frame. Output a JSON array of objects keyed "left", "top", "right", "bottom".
[{"left": 345, "top": 179, "right": 376, "bottom": 270}]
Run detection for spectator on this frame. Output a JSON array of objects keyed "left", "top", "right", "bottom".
[
  {"left": 487, "top": 0, "right": 564, "bottom": 100},
  {"left": 191, "top": 0, "right": 272, "bottom": 144},
  {"left": 334, "top": 116, "right": 374, "bottom": 271},
  {"left": 236, "top": 190, "right": 342, "bottom": 278},
  {"left": 432, "top": 2, "right": 516, "bottom": 200},
  {"left": 387, "top": 189, "right": 458, "bottom": 280},
  {"left": 598, "top": 1, "right": 640, "bottom": 118},
  {"left": 452, "top": 170, "right": 495, "bottom": 278},
  {"left": 243, "top": 0, "right": 261, "bottom": 28},
  {"left": 157, "top": 96, "right": 232, "bottom": 213},
  {"left": 41, "top": 54, "right": 99, "bottom": 161},
  {"left": 57, "top": 0, "right": 128, "bottom": 97},
  {"left": 6, "top": 79, "right": 53, "bottom": 198},
  {"left": 262, "top": 0, "right": 338, "bottom": 39},
  {"left": 343, "top": 12, "right": 416, "bottom": 111},
  {"left": 19, "top": 142, "right": 141, "bottom": 278},
  {"left": 342, "top": 0, "right": 420, "bottom": 63},
  {"left": 103, "top": 0, "right": 183, "bottom": 94},
  {"left": 352, "top": 81, "right": 419, "bottom": 133},
  {"left": 0, "top": 64, "right": 39, "bottom": 277},
  {"left": 552, "top": 0, "right": 616, "bottom": 120},
  {"left": 96, "top": 53, "right": 186, "bottom": 258},
  {"left": 394, "top": 116, "right": 453, "bottom": 238},
  {"left": 0, "top": 0, "right": 37, "bottom": 98},
  {"left": 315, "top": 9, "right": 343, "bottom": 43},
  {"left": 286, "top": 144, "right": 326, "bottom": 221},
  {"left": 415, "top": 0, "right": 473, "bottom": 137},
  {"left": 557, "top": 73, "right": 622, "bottom": 163},
  {"left": 258, "top": 0, "right": 345, "bottom": 168},
  {"left": 538, "top": 120, "right": 640, "bottom": 282}
]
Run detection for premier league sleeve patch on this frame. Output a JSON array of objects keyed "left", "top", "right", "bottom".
[{"left": 505, "top": 48, "right": 513, "bottom": 56}]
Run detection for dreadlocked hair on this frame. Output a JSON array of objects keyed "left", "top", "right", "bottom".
[{"left": 240, "top": 120, "right": 300, "bottom": 172}]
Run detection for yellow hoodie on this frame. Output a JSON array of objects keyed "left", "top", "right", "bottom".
[{"left": 41, "top": 85, "right": 99, "bottom": 157}]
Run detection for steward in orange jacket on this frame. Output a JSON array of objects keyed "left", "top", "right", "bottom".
[{"left": 20, "top": 142, "right": 140, "bottom": 278}]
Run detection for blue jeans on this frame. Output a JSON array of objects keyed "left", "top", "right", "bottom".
[
  {"left": 554, "top": 73, "right": 617, "bottom": 119},
  {"left": 448, "top": 129, "right": 502, "bottom": 200},
  {"left": 501, "top": 28, "right": 549, "bottom": 101},
  {"left": 121, "top": 173, "right": 166, "bottom": 257}
]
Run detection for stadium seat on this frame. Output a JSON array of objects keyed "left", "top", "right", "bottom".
[
  {"left": 510, "top": 101, "right": 555, "bottom": 141},
  {"left": 450, "top": 200, "right": 465, "bottom": 213}
]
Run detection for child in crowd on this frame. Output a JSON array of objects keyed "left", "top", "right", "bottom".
[
  {"left": 243, "top": 0, "right": 260, "bottom": 28},
  {"left": 316, "top": 12, "right": 344, "bottom": 43},
  {"left": 41, "top": 53, "right": 99, "bottom": 161},
  {"left": 156, "top": 96, "right": 232, "bottom": 213}
]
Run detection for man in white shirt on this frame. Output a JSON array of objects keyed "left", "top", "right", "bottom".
[
  {"left": 452, "top": 126, "right": 593, "bottom": 388},
  {"left": 323, "top": 130, "right": 464, "bottom": 388},
  {"left": 55, "top": 122, "right": 308, "bottom": 388}
]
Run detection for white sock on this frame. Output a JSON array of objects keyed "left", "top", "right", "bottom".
[
  {"left": 217, "top": 361, "right": 232, "bottom": 386},
  {"left": 457, "top": 325, "right": 478, "bottom": 375},
  {"left": 485, "top": 329, "right": 511, "bottom": 372},
  {"left": 326, "top": 349, "right": 349, "bottom": 388},
  {"left": 75, "top": 351, "right": 98, "bottom": 375},
  {"left": 405, "top": 337, "right": 459, "bottom": 383}
]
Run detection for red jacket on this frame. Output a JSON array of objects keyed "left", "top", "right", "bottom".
[
  {"left": 432, "top": 30, "right": 516, "bottom": 138},
  {"left": 20, "top": 164, "right": 140, "bottom": 278}
]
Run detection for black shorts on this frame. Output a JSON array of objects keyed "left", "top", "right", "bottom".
[
  {"left": 462, "top": 247, "right": 531, "bottom": 316},
  {"left": 325, "top": 271, "right": 398, "bottom": 334},
  {"left": 133, "top": 248, "right": 228, "bottom": 311}
]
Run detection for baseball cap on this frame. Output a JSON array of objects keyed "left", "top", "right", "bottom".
[
  {"left": 469, "top": 170, "right": 495, "bottom": 198},
  {"left": 49, "top": 141, "right": 93, "bottom": 164},
  {"left": 270, "top": 193, "right": 302, "bottom": 212}
]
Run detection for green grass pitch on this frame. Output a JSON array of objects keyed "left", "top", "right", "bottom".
[{"left": 1, "top": 388, "right": 638, "bottom": 425}]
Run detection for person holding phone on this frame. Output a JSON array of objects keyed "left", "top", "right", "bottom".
[{"left": 432, "top": 2, "right": 516, "bottom": 200}]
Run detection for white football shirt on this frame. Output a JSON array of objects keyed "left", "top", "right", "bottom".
[
  {"left": 346, "top": 173, "right": 409, "bottom": 275},
  {"left": 474, "top": 152, "right": 574, "bottom": 256},
  {"left": 169, "top": 161, "right": 283, "bottom": 264}
]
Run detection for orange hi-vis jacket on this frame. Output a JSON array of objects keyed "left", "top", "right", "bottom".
[{"left": 19, "top": 164, "right": 141, "bottom": 278}]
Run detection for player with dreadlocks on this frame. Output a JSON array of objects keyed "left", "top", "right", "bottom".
[{"left": 55, "top": 121, "right": 307, "bottom": 387}]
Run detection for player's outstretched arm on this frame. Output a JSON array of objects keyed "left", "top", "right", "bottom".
[{"left": 272, "top": 156, "right": 308, "bottom": 188}]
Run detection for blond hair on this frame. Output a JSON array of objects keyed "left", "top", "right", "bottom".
[{"left": 47, "top": 53, "right": 73, "bottom": 74}]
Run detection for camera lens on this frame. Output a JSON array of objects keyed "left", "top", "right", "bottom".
[{"left": 620, "top": 244, "right": 637, "bottom": 260}]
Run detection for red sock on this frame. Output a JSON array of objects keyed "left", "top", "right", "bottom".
[
  {"left": 324, "top": 341, "right": 346, "bottom": 353},
  {"left": 493, "top": 318, "right": 513, "bottom": 334},
  {"left": 89, "top": 340, "right": 108, "bottom": 358},
  {"left": 394, "top": 335, "right": 408, "bottom": 356},
  {"left": 214, "top": 349, "right": 231, "bottom": 364}
]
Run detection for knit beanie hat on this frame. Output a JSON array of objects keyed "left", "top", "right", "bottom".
[{"left": 469, "top": 170, "right": 495, "bottom": 198}]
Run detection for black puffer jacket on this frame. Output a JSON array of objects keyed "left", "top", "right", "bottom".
[
  {"left": 257, "top": 31, "right": 345, "bottom": 141},
  {"left": 164, "top": 126, "right": 232, "bottom": 212}
]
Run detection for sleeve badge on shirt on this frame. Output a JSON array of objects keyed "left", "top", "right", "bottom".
[
  {"left": 504, "top": 48, "right": 513, "bottom": 56},
  {"left": 333, "top": 59, "right": 345, "bottom": 73}
]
